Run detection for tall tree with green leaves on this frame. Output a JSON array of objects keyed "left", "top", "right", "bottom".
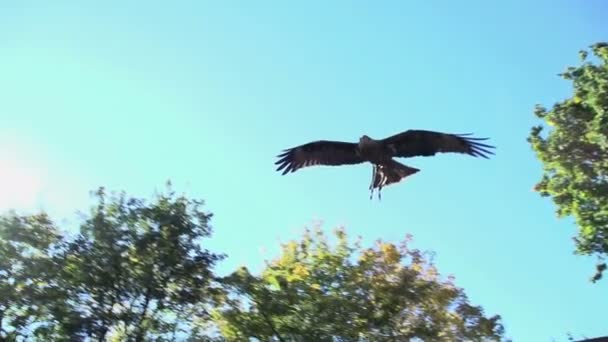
[
  {"left": 0, "top": 212, "right": 64, "bottom": 340},
  {"left": 0, "top": 183, "right": 226, "bottom": 341},
  {"left": 214, "top": 227, "right": 506, "bottom": 341},
  {"left": 528, "top": 42, "right": 608, "bottom": 282},
  {"left": 50, "top": 185, "right": 226, "bottom": 341}
]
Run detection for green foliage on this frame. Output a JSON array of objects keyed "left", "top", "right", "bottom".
[
  {"left": 528, "top": 42, "right": 608, "bottom": 282},
  {"left": 0, "top": 213, "right": 63, "bottom": 340},
  {"left": 0, "top": 185, "right": 508, "bottom": 340},
  {"left": 0, "top": 184, "right": 225, "bottom": 341},
  {"left": 214, "top": 227, "right": 506, "bottom": 341},
  {"left": 53, "top": 185, "right": 226, "bottom": 340}
]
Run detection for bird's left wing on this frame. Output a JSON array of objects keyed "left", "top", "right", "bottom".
[
  {"left": 380, "top": 129, "right": 495, "bottom": 159},
  {"left": 275, "top": 140, "right": 364, "bottom": 175}
]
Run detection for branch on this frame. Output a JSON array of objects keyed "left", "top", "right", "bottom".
[
  {"left": 259, "top": 310, "right": 286, "bottom": 342},
  {"left": 0, "top": 308, "right": 4, "bottom": 335},
  {"left": 133, "top": 287, "right": 153, "bottom": 342},
  {"left": 251, "top": 296, "right": 286, "bottom": 342}
]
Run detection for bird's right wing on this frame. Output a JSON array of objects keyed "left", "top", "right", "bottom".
[
  {"left": 381, "top": 129, "right": 495, "bottom": 159},
  {"left": 275, "top": 140, "right": 364, "bottom": 175}
]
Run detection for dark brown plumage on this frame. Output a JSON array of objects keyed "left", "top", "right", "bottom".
[
  {"left": 369, "top": 160, "right": 420, "bottom": 200},
  {"left": 275, "top": 129, "right": 495, "bottom": 199},
  {"left": 275, "top": 141, "right": 362, "bottom": 175}
]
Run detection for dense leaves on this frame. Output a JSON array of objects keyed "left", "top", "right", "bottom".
[
  {"left": 0, "top": 213, "right": 63, "bottom": 340},
  {"left": 0, "top": 184, "right": 225, "bottom": 341},
  {"left": 53, "top": 185, "right": 225, "bottom": 340},
  {"left": 528, "top": 42, "right": 608, "bottom": 281},
  {"left": 0, "top": 185, "right": 506, "bottom": 340},
  {"left": 214, "top": 227, "right": 506, "bottom": 341}
]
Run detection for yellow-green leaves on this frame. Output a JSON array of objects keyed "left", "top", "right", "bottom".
[
  {"left": 0, "top": 186, "right": 507, "bottom": 341},
  {"left": 215, "top": 226, "right": 506, "bottom": 341}
]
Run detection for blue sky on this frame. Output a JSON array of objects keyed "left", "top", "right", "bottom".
[{"left": 1, "top": 1, "right": 608, "bottom": 340}]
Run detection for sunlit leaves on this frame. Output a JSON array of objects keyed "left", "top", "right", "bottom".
[
  {"left": 528, "top": 42, "right": 608, "bottom": 281},
  {"left": 1, "top": 185, "right": 508, "bottom": 340},
  {"left": 214, "top": 226, "right": 506, "bottom": 341}
]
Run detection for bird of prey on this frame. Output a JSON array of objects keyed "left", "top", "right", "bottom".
[{"left": 275, "top": 129, "right": 495, "bottom": 199}]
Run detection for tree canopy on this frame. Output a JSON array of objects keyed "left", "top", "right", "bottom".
[
  {"left": 528, "top": 42, "right": 608, "bottom": 282},
  {"left": 0, "top": 185, "right": 506, "bottom": 340},
  {"left": 214, "top": 227, "right": 506, "bottom": 341},
  {"left": 1, "top": 184, "right": 225, "bottom": 341}
]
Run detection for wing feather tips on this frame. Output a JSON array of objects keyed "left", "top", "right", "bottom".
[
  {"left": 274, "top": 140, "right": 363, "bottom": 175},
  {"left": 447, "top": 133, "right": 496, "bottom": 159},
  {"left": 274, "top": 147, "right": 296, "bottom": 175},
  {"left": 460, "top": 135, "right": 496, "bottom": 159},
  {"left": 277, "top": 163, "right": 297, "bottom": 175},
  {"left": 274, "top": 146, "right": 318, "bottom": 175},
  {"left": 275, "top": 148, "right": 293, "bottom": 160}
]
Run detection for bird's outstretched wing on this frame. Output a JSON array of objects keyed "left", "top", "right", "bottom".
[
  {"left": 275, "top": 140, "right": 364, "bottom": 175},
  {"left": 380, "top": 129, "right": 495, "bottom": 159}
]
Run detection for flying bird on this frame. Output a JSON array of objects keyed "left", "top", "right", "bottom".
[{"left": 275, "top": 129, "right": 495, "bottom": 199}]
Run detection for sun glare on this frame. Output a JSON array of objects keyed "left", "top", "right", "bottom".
[{"left": 0, "top": 145, "right": 44, "bottom": 211}]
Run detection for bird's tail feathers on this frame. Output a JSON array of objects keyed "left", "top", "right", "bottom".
[{"left": 370, "top": 160, "right": 420, "bottom": 191}]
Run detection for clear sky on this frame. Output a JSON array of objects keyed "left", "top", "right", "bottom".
[{"left": 1, "top": 1, "right": 607, "bottom": 340}]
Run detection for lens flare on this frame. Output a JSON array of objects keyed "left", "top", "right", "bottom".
[{"left": 0, "top": 144, "right": 44, "bottom": 211}]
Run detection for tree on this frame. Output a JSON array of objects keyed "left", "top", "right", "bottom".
[
  {"left": 0, "top": 212, "right": 64, "bottom": 340},
  {"left": 0, "top": 183, "right": 226, "bottom": 341},
  {"left": 52, "top": 185, "right": 226, "bottom": 340},
  {"left": 528, "top": 42, "right": 608, "bottom": 282},
  {"left": 1, "top": 184, "right": 508, "bottom": 340},
  {"left": 213, "top": 226, "right": 506, "bottom": 341}
]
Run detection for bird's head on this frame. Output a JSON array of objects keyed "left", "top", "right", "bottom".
[{"left": 359, "top": 135, "right": 373, "bottom": 144}]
